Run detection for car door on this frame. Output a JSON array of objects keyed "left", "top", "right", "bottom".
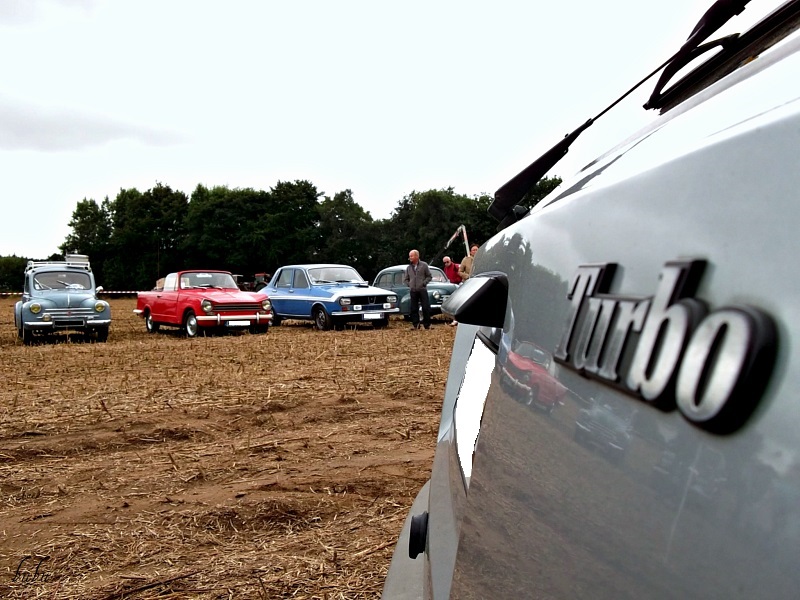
[
  {"left": 268, "top": 268, "right": 312, "bottom": 318},
  {"left": 151, "top": 273, "right": 179, "bottom": 323}
]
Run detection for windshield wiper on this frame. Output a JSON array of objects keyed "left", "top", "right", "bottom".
[
  {"left": 489, "top": 0, "right": 753, "bottom": 229},
  {"left": 645, "top": 0, "right": 750, "bottom": 109}
]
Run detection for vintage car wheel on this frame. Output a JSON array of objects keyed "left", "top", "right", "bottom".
[
  {"left": 271, "top": 314, "right": 282, "bottom": 326},
  {"left": 95, "top": 327, "right": 109, "bottom": 343},
  {"left": 249, "top": 324, "right": 269, "bottom": 335},
  {"left": 184, "top": 311, "right": 200, "bottom": 337},
  {"left": 313, "top": 307, "right": 332, "bottom": 330},
  {"left": 18, "top": 325, "right": 32, "bottom": 345},
  {"left": 145, "top": 312, "right": 160, "bottom": 333},
  {"left": 372, "top": 318, "right": 389, "bottom": 329}
]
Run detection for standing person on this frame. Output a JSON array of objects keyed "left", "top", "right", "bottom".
[
  {"left": 458, "top": 244, "right": 479, "bottom": 281},
  {"left": 442, "top": 256, "right": 461, "bottom": 284},
  {"left": 404, "top": 249, "right": 433, "bottom": 329}
]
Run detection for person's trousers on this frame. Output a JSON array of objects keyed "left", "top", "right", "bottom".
[{"left": 409, "top": 289, "right": 431, "bottom": 328}]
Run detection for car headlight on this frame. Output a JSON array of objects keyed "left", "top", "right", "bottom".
[
  {"left": 201, "top": 299, "right": 213, "bottom": 313},
  {"left": 339, "top": 298, "right": 351, "bottom": 306},
  {"left": 387, "top": 295, "right": 397, "bottom": 303},
  {"left": 261, "top": 299, "right": 271, "bottom": 311},
  {"left": 432, "top": 290, "right": 442, "bottom": 301},
  {"left": 29, "top": 303, "right": 42, "bottom": 314},
  {"left": 94, "top": 302, "right": 106, "bottom": 313}
]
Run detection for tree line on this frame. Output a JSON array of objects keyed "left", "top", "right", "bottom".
[{"left": 0, "top": 177, "right": 561, "bottom": 292}]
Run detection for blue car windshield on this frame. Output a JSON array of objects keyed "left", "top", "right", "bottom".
[
  {"left": 308, "top": 267, "right": 364, "bottom": 284},
  {"left": 33, "top": 271, "right": 91, "bottom": 291}
]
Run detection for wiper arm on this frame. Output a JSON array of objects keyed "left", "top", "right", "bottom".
[
  {"left": 489, "top": 0, "right": 752, "bottom": 228},
  {"left": 490, "top": 58, "right": 673, "bottom": 227},
  {"left": 645, "top": 0, "right": 751, "bottom": 109},
  {"left": 490, "top": 119, "right": 593, "bottom": 225}
]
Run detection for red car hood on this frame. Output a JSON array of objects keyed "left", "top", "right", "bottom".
[
  {"left": 507, "top": 351, "right": 550, "bottom": 375},
  {"left": 186, "top": 289, "right": 269, "bottom": 302}
]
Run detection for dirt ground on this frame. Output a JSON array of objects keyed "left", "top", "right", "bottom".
[{"left": 0, "top": 297, "right": 453, "bottom": 599}]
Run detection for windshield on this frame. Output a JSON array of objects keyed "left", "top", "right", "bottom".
[
  {"left": 516, "top": 342, "right": 551, "bottom": 367},
  {"left": 180, "top": 272, "right": 238, "bottom": 289},
  {"left": 33, "top": 271, "right": 92, "bottom": 291},
  {"left": 431, "top": 267, "right": 448, "bottom": 283},
  {"left": 308, "top": 267, "right": 365, "bottom": 284}
]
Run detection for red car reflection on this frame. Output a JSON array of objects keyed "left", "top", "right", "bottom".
[{"left": 499, "top": 341, "right": 567, "bottom": 414}]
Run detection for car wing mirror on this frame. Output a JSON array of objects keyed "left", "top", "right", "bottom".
[{"left": 442, "top": 271, "right": 508, "bottom": 328}]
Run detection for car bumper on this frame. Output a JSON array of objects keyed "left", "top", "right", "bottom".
[
  {"left": 24, "top": 319, "right": 111, "bottom": 330},
  {"left": 196, "top": 313, "right": 272, "bottom": 327},
  {"left": 330, "top": 308, "right": 399, "bottom": 319}
]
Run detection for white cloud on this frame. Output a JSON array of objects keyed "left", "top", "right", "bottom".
[{"left": 0, "top": 97, "right": 187, "bottom": 151}]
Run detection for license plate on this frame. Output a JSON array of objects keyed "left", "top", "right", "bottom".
[
  {"left": 228, "top": 320, "right": 250, "bottom": 327},
  {"left": 362, "top": 313, "right": 382, "bottom": 320}
]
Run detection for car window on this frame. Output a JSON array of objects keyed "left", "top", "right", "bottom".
[
  {"left": 163, "top": 273, "right": 177, "bottom": 291},
  {"left": 309, "top": 266, "right": 364, "bottom": 283},
  {"left": 34, "top": 271, "right": 91, "bottom": 290},
  {"left": 182, "top": 272, "right": 237, "bottom": 289},
  {"left": 294, "top": 270, "right": 309, "bottom": 289},
  {"left": 376, "top": 274, "right": 392, "bottom": 287},
  {"left": 430, "top": 268, "right": 448, "bottom": 283},
  {"left": 393, "top": 272, "right": 405, "bottom": 285},
  {"left": 276, "top": 269, "right": 294, "bottom": 288}
]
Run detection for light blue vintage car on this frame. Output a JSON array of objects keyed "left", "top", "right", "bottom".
[
  {"left": 14, "top": 254, "right": 111, "bottom": 344},
  {"left": 264, "top": 264, "right": 399, "bottom": 330}
]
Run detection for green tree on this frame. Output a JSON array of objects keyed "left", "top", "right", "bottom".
[
  {"left": 105, "top": 184, "right": 188, "bottom": 290},
  {"left": 316, "top": 190, "right": 375, "bottom": 277},
  {"left": 257, "top": 180, "right": 321, "bottom": 271},
  {"left": 183, "top": 185, "right": 271, "bottom": 275},
  {"left": 60, "top": 197, "right": 113, "bottom": 284},
  {"left": 0, "top": 255, "right": 29, "bottom": 293},
  {"left": 379, "top": 188, "right": 497, "bottom": 269}
]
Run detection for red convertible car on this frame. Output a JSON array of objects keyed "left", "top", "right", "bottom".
[
  {"left": 499, "top": 341, "right": 567, "bottom": 414},
  {"left": 134, "top": 270, "right": 272, "bottom": 337}
]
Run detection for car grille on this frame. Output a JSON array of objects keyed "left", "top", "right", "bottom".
[
  {"left": 212, "top": 302, "right": 262, "bottom": 312},
  {"left": 48, "top": 307, "right": 94, "bottom": 318},
  {"left": 583, "top": 421, "right": 621, "bottom": 443}
]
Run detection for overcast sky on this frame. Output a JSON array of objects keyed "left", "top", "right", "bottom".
[{"left": 1, "top": 0, "right": 757, "bottom": 258}]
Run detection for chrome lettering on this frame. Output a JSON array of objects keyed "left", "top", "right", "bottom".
[
  {"left": 626, "top": 262, "right": 707, "bottom": 406},
  {"left": 554, "top": 264, "right": 614, "bottom": 362},
  {"left": 597, "top": 299, "right": 649, "bottom": 381},
  {"left": 556, "top": 260, "right": 776, "bottom": 433}
]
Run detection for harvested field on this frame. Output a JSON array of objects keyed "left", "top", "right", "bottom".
[{"left": 0, "top": 297, "right": 453, "bottom": 599}]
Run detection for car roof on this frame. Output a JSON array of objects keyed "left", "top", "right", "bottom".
[
  {"left": 279, "top": 264, "right": 355, "bottom": 270},
  {"left": 378, "top": 264, "right": 445, "bottom": 272}
]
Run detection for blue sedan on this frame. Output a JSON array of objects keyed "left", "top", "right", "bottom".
[{"left": 264, "top": 264, "right": 400, "bottom": 330}]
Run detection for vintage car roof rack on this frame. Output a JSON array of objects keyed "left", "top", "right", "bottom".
[{"left": 25, "top": 254, "right": 92, "bottom": 273}]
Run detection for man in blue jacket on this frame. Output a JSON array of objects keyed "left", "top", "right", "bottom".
[{"left": 403, "top": 249, "right": 433, "bottom": 329}]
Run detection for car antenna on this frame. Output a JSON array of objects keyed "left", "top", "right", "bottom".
[{"left": 489, "top": 0, "right": 751, "bottom": 230}]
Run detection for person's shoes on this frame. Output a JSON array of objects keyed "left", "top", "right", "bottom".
[
  {"left": 449, "top": 321, "right": 458, "bottom": 327},
  {"left": 423, "top": 325, "right": 431, "bottom": 330}
]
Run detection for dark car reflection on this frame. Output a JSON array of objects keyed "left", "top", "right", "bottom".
[{"left": 573, "top": 395, "right": 636, "bottom": 464}]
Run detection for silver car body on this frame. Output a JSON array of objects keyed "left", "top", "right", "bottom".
[{"left": 384, "top": 2, "right": 800, "bottom": 598}]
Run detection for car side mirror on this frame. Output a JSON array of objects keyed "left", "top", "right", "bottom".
[{"left": 442, "top": 271, "right": 508, "bottom": 328}]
